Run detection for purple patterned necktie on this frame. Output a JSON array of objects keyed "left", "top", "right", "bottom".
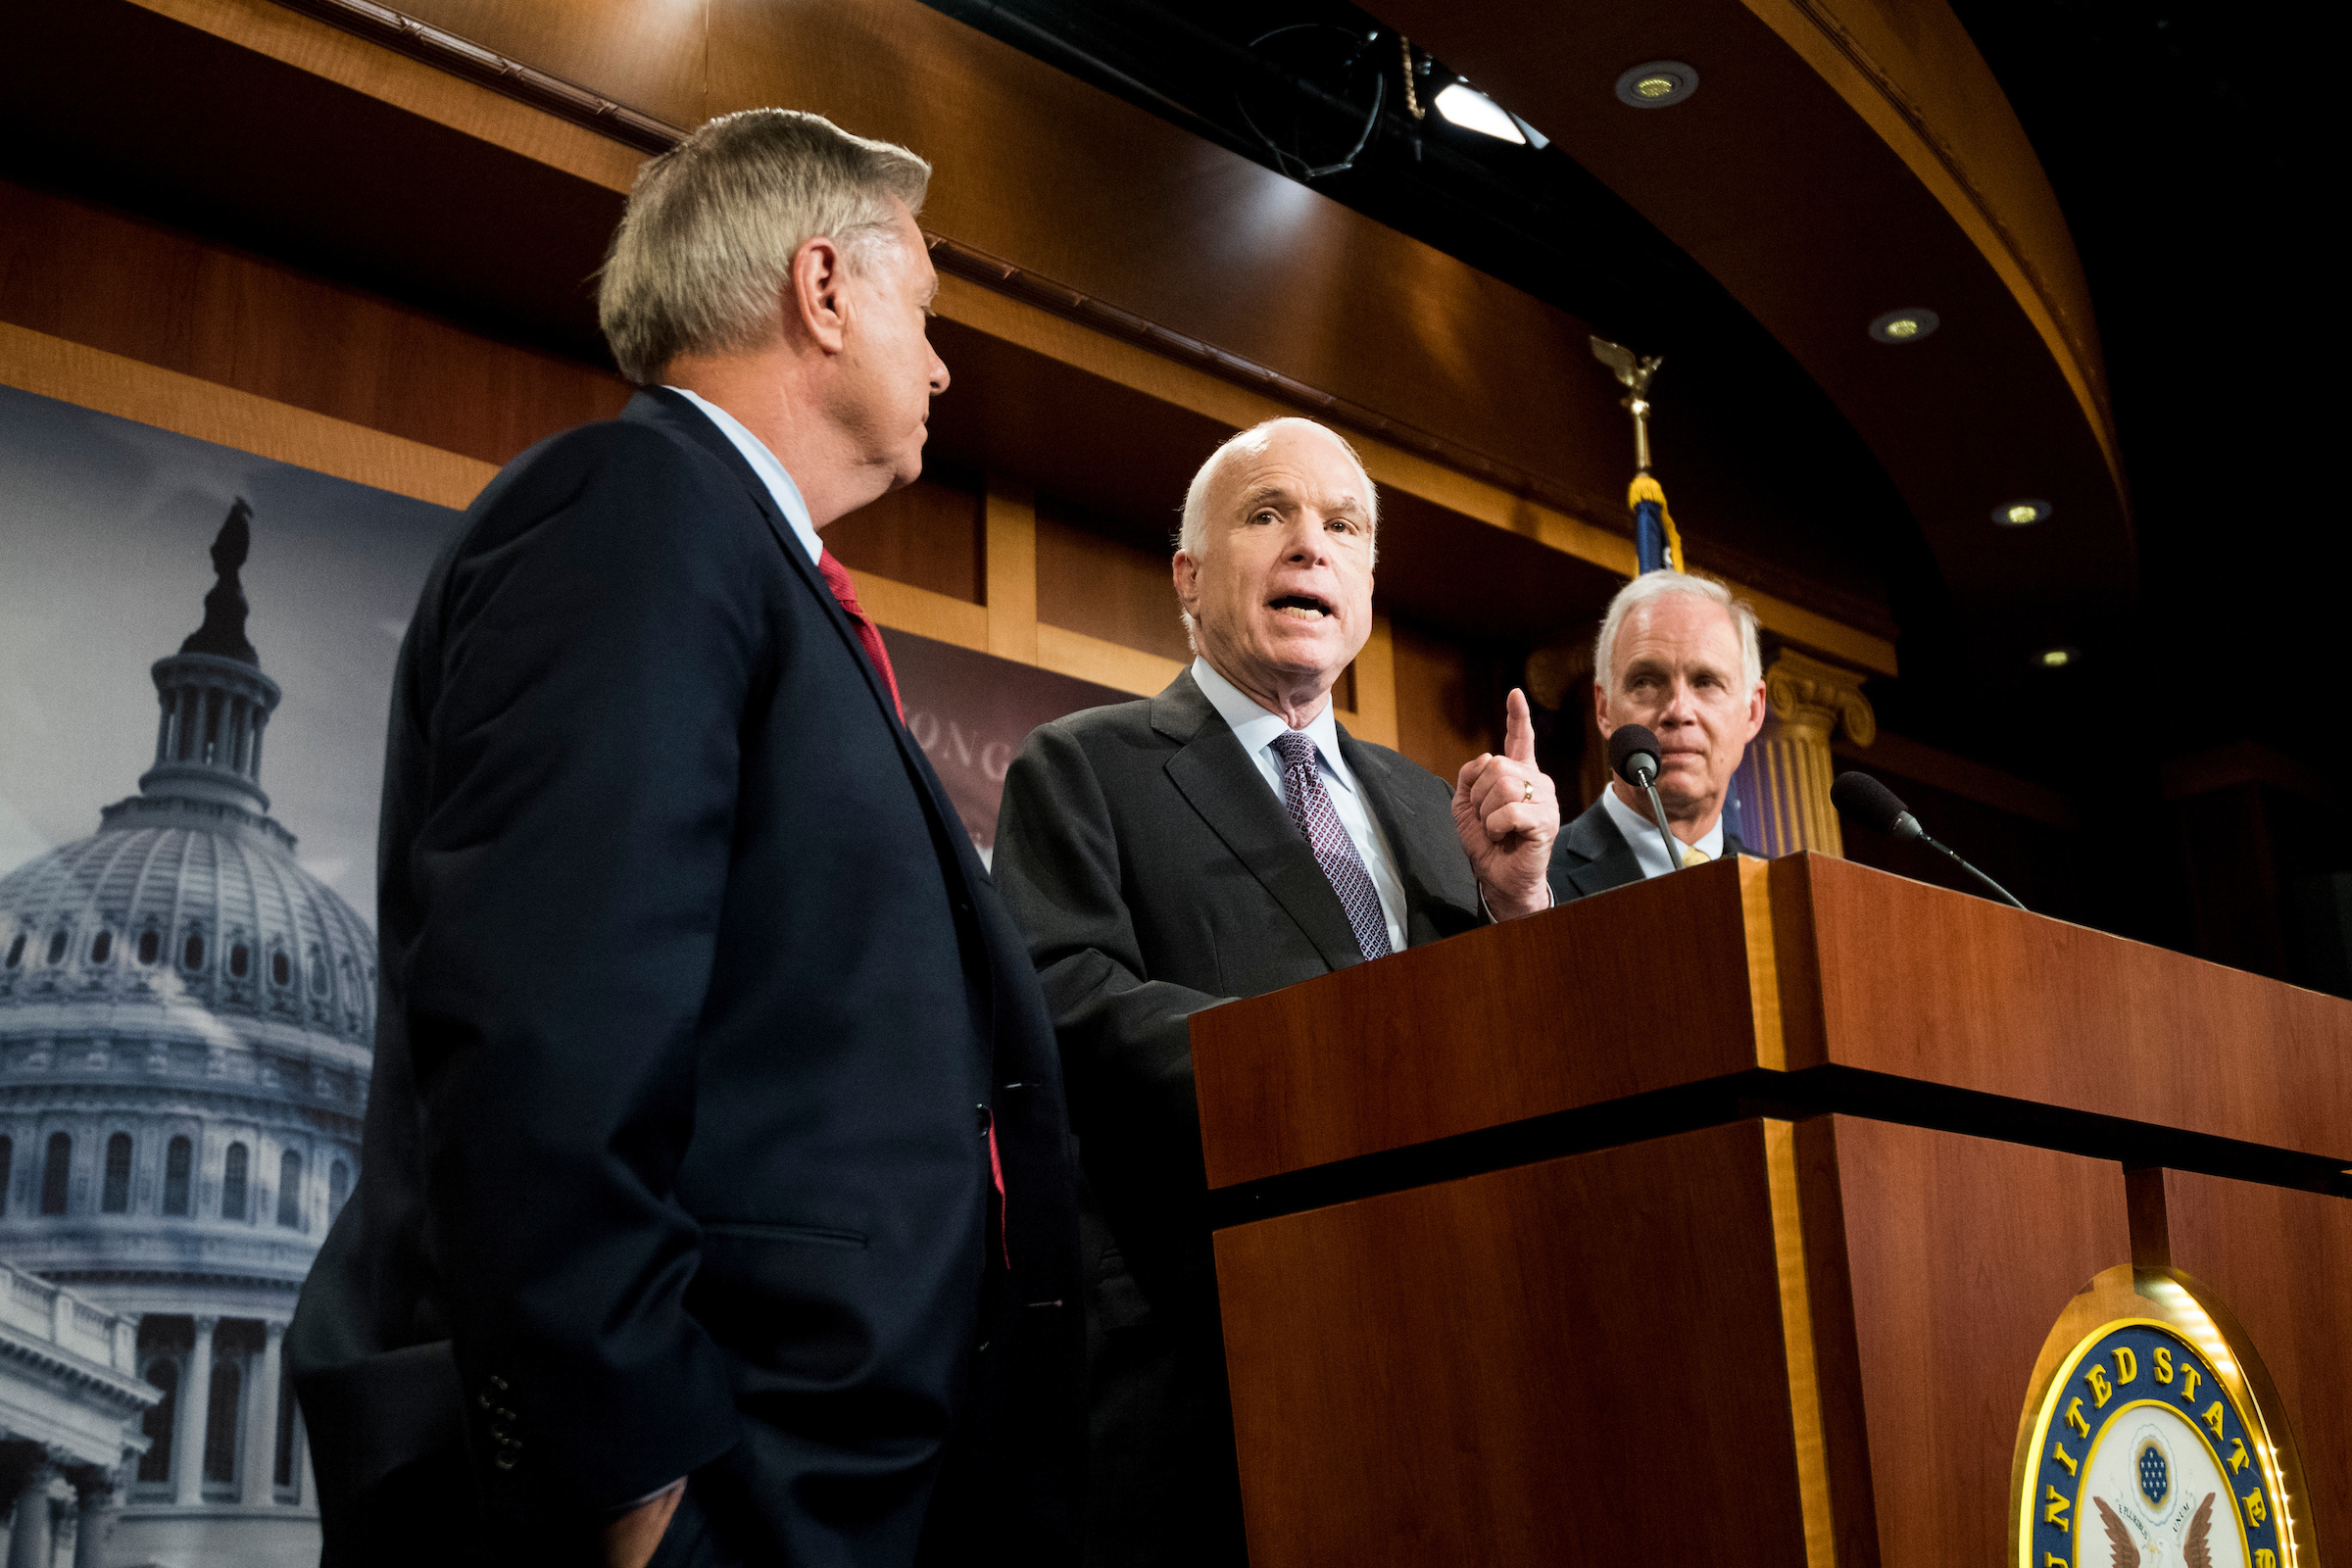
[{"left": 1270, "top": 730, "right": 1393, "bottom": 960}]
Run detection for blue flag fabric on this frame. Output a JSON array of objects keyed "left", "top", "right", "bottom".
[{"left": 1634, "top": 496, "right": 1672, "bottom": 573}]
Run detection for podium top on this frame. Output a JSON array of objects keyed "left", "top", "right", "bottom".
[{"left": 1191, "top": 854, "right": 2352, "bottom": 1193}]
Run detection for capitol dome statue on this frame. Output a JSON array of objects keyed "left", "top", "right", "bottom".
[{"left": 0, "top": 503, "right": 369, "bottom": 1567}]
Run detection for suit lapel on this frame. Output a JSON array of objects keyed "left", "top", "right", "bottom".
[
  {"left": 629, "top": 391, "right": 908, "bottom": 734},
  {"left": 630, "top": 389, "right": 988, "bottom": 908},
  {"left": 1153, "top": 672, "right": 1366, "bottom": 971},
  {"left": 1560, "top": 798, "right": 1645, "bottom": 898}
]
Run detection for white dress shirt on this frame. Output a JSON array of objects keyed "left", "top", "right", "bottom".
[
  {"left": 1601, "top": 783, "right": 1726, "bottom": 880},
  {"left": 664, "top": 386, "right": 823, "bottom": 566},
  {"left": 1191, "top": 658, "right": 1409, "bottom": 955}
]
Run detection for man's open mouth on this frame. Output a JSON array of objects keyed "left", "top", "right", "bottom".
[{"left": 1270, "top": 595, "right": 1333, "bottom": 620}]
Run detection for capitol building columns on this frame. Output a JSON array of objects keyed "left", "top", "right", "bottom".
[
  {"left": 0, "top": 1265, "right": 154, "bottom": 1567},
  {"left": 3, "top": 1444, "right": 51, "bottom": 1568},
  {"left": 239, "top": 1319, "right": 286, "bottom": 1507},
  {"left": 126, "top": 1312, "right": 303, "bottom": 1512},
  {"left": 170, "top": 1316, "right": 215, "bottom": 1508}
]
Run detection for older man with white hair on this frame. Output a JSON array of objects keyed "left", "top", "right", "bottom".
[
  {"left": 290, "top": 110, "right": 1081, "bottom": 1568},
  {"left": 991, "top": 416, "right": 1561, "bottom": 1566},
  {"left": 1550, "top": 570, "right": 1768, "bottom": 899}
]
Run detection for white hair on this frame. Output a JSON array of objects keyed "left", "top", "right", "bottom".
[
  {"left": 1174, "top": 418, "right": 1379, "bottom": 649},
  {"left": 1593, "top": 570, "right": 1763, "bottom": 695},
  {"left": 597, "top": 109, "right": 931, "bottom": 384}
]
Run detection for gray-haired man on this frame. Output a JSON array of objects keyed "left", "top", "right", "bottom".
[
  {"left": 290, "top": 110, "right": 1081, "bottom": 1568},
  {"left": 1550, "top": 569, "right": 1768, "bottom": 898}
]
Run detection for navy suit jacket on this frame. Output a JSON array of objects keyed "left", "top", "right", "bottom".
[
  {"left": 1548, "top": 792, "right": 1749, "bottom": 903},
  {"left": 288, "top": 389, "right": 1080, "bottom": 1566}
]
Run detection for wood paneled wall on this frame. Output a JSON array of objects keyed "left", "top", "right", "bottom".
[
  {"left": 0, "top": 179, "right": 626, "bottom": 466},
  {"left": 1035, "top": 502, "right": 1193, "bottom": 665},
  {"left": 824, "top": 476, "right": 985, "bottom": 607},
  {"left": 1390, "top": 621, "right": 1504, "bottom": 784}
]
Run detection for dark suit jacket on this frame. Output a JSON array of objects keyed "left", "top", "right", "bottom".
[
  {"left": 287, "top": 388, "right": 1080, "bottom": 1567},
  {"left": 1548, "top": 792, "right": 1750, "bottom": 904},
  {"left": 990, "top": 670, "right": 1486, "bottom": 1566}
]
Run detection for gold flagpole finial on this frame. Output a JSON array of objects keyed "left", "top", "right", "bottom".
[{"left": 1590, "top": 335, "right": 1665, "bottom": 473}]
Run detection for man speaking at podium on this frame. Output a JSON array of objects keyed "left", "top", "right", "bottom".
[
  {"left": 1551, "top": 570, "right": 1767, "bottom": 899},
  {"left": 992, "top": 416, "right": 1560, "bottom": 1565}
]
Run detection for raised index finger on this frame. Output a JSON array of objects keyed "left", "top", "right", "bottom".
[{"left": 1502, "top": 687, "right": 1536, "bottom": 765}]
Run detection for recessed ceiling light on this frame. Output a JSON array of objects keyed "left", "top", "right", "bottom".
[
  {"left": 1615, "top": 61, "right": 1698, "bottom": 109},
  {"left": 1994, "top": 499, "right": 2052, "bottom": 526},
  {"left": 2034, "top": 646, "right": 2081, "bottom": 669},
  {"left": 1869, "top": 308, "right": 1939, "bottom": 343},
  {"left": 1434, "top": 82, "right": 1528, "bottom": 143}
]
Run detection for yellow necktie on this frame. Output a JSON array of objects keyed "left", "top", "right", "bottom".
[{"left": 1682, "top": 844, "right": 1711, "bottom": 867}]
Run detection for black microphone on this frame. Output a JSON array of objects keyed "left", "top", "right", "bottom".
[
  {"left": 1829, "top": 771, "right": 2027, "bottom": 910},
  {"left": 1606, "top": 724, "right": 1689, "bottom": 872}
]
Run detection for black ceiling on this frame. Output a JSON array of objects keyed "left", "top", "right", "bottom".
[{"left": 1943, "top": 0, "right": 2341, "bottom": 782}]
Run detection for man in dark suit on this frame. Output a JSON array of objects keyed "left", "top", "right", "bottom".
[
  {"left": 989, "top": 417, "right": 1561, "bottom": 1565},
  {"left": 287, "top": 111, "right": 1079, "bottom": 1568},
  {"left": 1549, "top": 570, "right": 1767, "bottom": 903}
]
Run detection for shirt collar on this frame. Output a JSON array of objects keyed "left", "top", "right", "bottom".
[
  {"left": 1191, "top": 657, "right": 1356, "bottom": 795},
  {"left": 1600, "top": 783, "right": 1725, "bottom": 877},
  {"left": 663, "top": 385, "right": 823, "bottom": 566}
]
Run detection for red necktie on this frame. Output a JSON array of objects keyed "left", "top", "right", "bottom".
[{"left": 817, "top": 551, "right": 904, "bottom": 721}]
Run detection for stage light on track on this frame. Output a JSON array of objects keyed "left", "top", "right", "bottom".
[
  {"left": 1869, "top": 308, "right": 1939, "bottom": 343},
  {"left": 1994, "top": 499, "right": 2052, "bottom": 526},
  {"left": 1434, "top": 82, "right": 1527, "bottom": 143},
  {"left": 1615, "top": 61, "right": 1699, "bottom": 109}
]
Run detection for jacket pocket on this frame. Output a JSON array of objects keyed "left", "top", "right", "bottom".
[{"left": 699, "top": 1219, "right": 867, "bottom": 1250}]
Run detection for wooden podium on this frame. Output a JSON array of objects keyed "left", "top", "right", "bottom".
[{"left": 1192, "top": 855, "right": 2348, "bottom": 1565}]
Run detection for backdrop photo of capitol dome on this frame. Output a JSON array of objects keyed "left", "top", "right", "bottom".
[{"left": 0, "top": 380, "right": 460, "bottom": 1567}]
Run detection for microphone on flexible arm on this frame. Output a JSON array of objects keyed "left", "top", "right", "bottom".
[
  {"left": 1829, "top": 771, "right": 2028, "bottom": 911},
  {"left": 1606, "top": 724, "right": 1690, "bottom": 872}
]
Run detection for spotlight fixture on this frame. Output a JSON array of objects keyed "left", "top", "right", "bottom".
[
  {"left": 1434, "top": 81, "right": 1527, "bottom": 143},
  {"left": 1869, "top": 308, "right": 1939, "bottom": 343},
  {"left": 1615, "top": 61, "right": 1698, "bottom": 109},
  {"left": 2034, "top": 646, "right": 2081, "bottom": 669},
  {"left": 1994, "top": 499, "right": 2052, "bottom": 526}
]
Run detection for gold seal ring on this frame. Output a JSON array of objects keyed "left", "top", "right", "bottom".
[{"left": 1522, "top": 780, "right": 1536, "bottom": 805}]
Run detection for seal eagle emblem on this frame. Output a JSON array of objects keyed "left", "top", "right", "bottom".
[{"left": 2092, "top": 1488, "right": 2215, "bottom": 1568}]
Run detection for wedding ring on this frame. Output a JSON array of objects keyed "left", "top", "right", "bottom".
[{"left": 1521, "top": 780, "right": 1536, "bottom": 805}]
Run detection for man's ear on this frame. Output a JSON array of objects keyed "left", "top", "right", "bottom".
[
  {"left": 789, "top": 236, "right": 849, "bottom": 355},
  {"left": 1741, "top": 678, "right": 1768, "bottom": 743},
  {"left": 1171, "top": 550, "right": 1200, "bottom": 617},
  {"left": 1592, "top": 671, "right": 1616, "bottom": 739}
]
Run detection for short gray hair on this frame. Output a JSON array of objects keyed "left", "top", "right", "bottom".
[
  {"left": 1593, "top": 570, "right": 1763, "bottom": 695},
  {"left": 1174, "top": 417, "right": 1380, "bottom": 651},
  {"left": 598, "top": 109, "right": 931, "bottom": 384}
]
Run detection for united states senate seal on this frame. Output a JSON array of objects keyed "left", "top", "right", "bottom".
[{"left": 2010, "top": 1264, "right": 2316, "bottom": 1567}]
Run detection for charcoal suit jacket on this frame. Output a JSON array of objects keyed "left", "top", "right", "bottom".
[
  {"left": 287, "top": 387, "right": 1081, "bottom": 1567},
  {"left": 989, "top": 669, "right": 1487, "bottom": 1566},
  {"left": 1547, "top": 792, "right": 1749, "bottom": 904}
]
